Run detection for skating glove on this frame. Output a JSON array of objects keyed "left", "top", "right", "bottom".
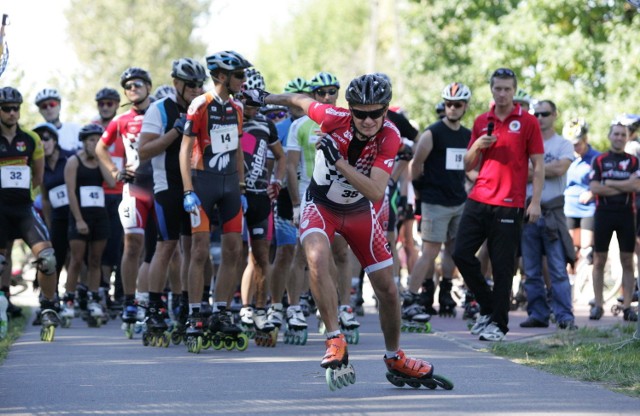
[
  {"left": 116, "top": 169, "right": 135, "bottom": 183},
  {"left": 396, "top": 144, "right": 413, "bottom": 162},
  {"left": 173, "top": 115, "right": 187, "bottom": 136},
  {"left": 183, "top": 191, "right": 201, "bottom": 214},
  {"left": 318, "top": 136, "right": 342, "bottom": 166},
  {"left": 242, "top": 88, "right": 271, "bottom": 107}
]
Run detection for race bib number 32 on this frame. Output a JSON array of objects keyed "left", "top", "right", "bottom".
[{"left": 0, "top": 166, "right": 31, "bottom": 189}]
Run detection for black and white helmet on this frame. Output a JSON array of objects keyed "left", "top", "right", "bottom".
[
  {"left": 153, "top": 85, "right": 176, "bottom": 101},
  {"left": 345, "top": 74, "right": 392, "bottom": 106},
  {"left": 95, "top": 87, "right": 120, "bottom": 102},
  {"left": 78, "top": 124, "right": 104, "bottom": 141},
  {"left": 0, "top": 87, "right": 23, "bottom": 104},
  {"left": 441, "top": 82, "right": 471, "bottom": 101},
  {"left": 35, "top": 88, "right": 61, "bottom": 105},
  {"left": 171, "top": 58, "right": 207, "bottom": 82},
  {"left": 205, "top": 50, "right": 252, "bottom": 72},
  {"left": 120, "top": 67, "right": 152, "bottom": 88},
  {"left": 243, "top": 68, "right": 265, "bottom": 90}
]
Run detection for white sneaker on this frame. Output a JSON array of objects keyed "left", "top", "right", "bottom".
[
  {"left": 240, "top": 306, "right": 254, "bottom": 326},
  {"left": 267, "top": 303, "right": 284, "bottom": 328},
  {"left": 479, "top": 322, "right": 505, "bottom": 341},
  {"left": 470, "top": 314, "right": 491, "bottom": 335}
]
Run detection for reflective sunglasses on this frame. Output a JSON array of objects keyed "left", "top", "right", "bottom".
[
  {"left": 266, "top": 111, "right": 287, "bottom": 120},
  {"left": 184, "top": 81, "right": 204, "bottom": 89},
  {"left": 492, "top": 68, "right": 516, "bottom": 78},
  {"left": 351, "top": 106, "right": 387, "bottom": 120},
  {"left": 38, "top": 101, "right": 59, "bottom": 110},
  {"left": 534, "top": 111, "right": 552, "bottom": 118},
  {"left": 315, "top": 88, "right": 338, "bottom": 97},
  {"left": 0, "top": 105, "right": 20, "bottom": 113},
  {"left": 97, "top": 100, "right": 116, "bottom": 108},
  {"left": 445, "top": 101, "right": 465, "bottom": 109},
  {"left": 231, "top": 71, "right": 246, "bottom": 80},
  {"left": 124, "top": 80, "right": 145, "bottom": 90}
]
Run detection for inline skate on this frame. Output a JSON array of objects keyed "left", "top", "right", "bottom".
[
  {"left": 267, "top": 303, "right": 284, "bottom": 329},
  {"left": 401, "top": 292, "right": 431, "bottom": 333},
  {"left": 321, "top": 334, "right": 356, "bottom": 391},
  {"left": 462, "top": 290, "right": 480, "bottom": 328},
  {"left": 86, "top": 293, "right": 106, "bottom": 327},
  {"left": 438, "top": 279, "right": 457, "bottom": 317},
  {"left": 59, "top": 293, "right": 75, "bottom": 328},
  {"left": 142, "top": 304, "right": 170, "bottom": 348},
  {"left": 39, "top": 300, "right": 60, "bottom": 342},
  {"left": 418, "top": 279, "right": 438, "bottom": 316},
  {"left": 611, "top": 289, "right": 638, "bottom": 318},
  {"left": 384, "top": 350, "right": 453, "bottom": 390},
  {"left": 169, "top": 302, "right": 189, "bottom": 345},
  {"left": 253, "top": 308, "right": 278, "bottom": 347},
  {"left": 239, "top": 306, "right": 256, "bottom": 339},
  {"left": 350, "top": 275, "right": 365, "bottom": 317},
  {"left": 338, "top": 305, "right": 360, "bottom": 344},
  {"left": 284, "top": 305, "right": 308, "bottom": 345},
  {"left": 185, "top": 312, "right": 205, "bottom": 353},
  {"left": 205, "top": 308, "right": 249, "bottom": 351},
  {"left": 121, "top": 301, "right": 138, "bottom": 339}
]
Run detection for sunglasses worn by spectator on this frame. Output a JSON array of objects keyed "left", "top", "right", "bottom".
[
  {"left": 184, "top": 81, "right": 204, "bottom": 89},
  {"left": 351, "top": 106, "right": 387, "bottom": 120},
  {"left": 445, "top": 101, "right": 465, "bottom": 109},
  {"left": 231, "top": 71, "right": 246, "bottom": 80},
  {"left": 98, "top": 101, "right": 116, "bottom": 108},
  {"left": 266, "top": 111, "right": 287, "bottom": 120},
  {"left": 492, "top": 68, "right": 515, "bottom": 78},
  {"left": 1, "top": 105, "right": 20, "bottom": 113},
  {"left": 124, "top": 80, "right": 145, "bottom": 90},
  {"left": 40, "top": 134, "right": 54, "bottom": 141},
  {"left": 534, "top": 111, "right": 552, "bottom": 118},
  {"left": 38, "top": 101, "right": 59, "bottom": 110},
  {"left": 315, "top": 88, "right": 338, "bottom": 97}
]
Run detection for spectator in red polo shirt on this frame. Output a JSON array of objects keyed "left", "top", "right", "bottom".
[{"left": 452, "top": 68, "right": 545, "bottom": 341}]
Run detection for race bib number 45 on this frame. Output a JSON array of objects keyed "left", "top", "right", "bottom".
[
  {"left": 79, "top": 186, "right": 105, "bottom": 208},
  {"left": 0, "top": 166, "right": 31, "bottom": 189}
]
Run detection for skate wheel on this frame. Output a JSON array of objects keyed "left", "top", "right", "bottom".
[
  {"left": 407, "top": 381, "right": 421, "bottom": 389},
  {"left": 385, "top": 372, "right": 405, "bottom": 387},
  {"left": 352, "top": 329, "right": 360, "bottom": 344},
  {"left": 301, "top": 330, "right": 308, "bottom": 345},
  {"left": 235, "top": 333, "right": 249, "bottom": 351},
  {"left": 161, "top": 333, "right": 170, "bottom": 348},
  {"left": 202, "top": 336, "right": 212, "bottom": 350},
  {"left": 348, "top": 366, "right": 356, "bottom": 384},
  {"left": 61, "top": 317, "right": 71, "bottom": 328},
  {"left": 224, "top": 336, "right": 235, "bottom": 351},
  {"left": 142, "top": 332, "right": 150, "bottom": 347},
  {"left": 40, "top": 326, "right": 55, "bottom": 342},
  {"left": 401, "top": 324, "right": 407, "bottom": 332},
  {"left": 326, "top": 368, "right": 338, "bottom": 391},
  {"left": 433, "top": 374, "right": 454, "bottom": 390},
  {"left": 425, "top": 322, "right": 432, "bottom": 333},
  {"left": 170, "top": 331, "right": 182, "bottom": 345},
  {"left": 212, "top": 336, "right": 224, "bottom": 350},
  {"left": 408, "top": 326, "right": 416, "bottom": 333},
  {"left": 125, "top": 324, "right": 134, "bottom": 339}
]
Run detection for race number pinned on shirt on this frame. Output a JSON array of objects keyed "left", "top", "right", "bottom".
[
  {"left": 79, "top": 186, "right": 105, "bottom": 207},
  {"left": 118, "top": 189, "right": 137, "bottom": 229},
  {"left": 48, "top": 184, "right": 69, "bottom": 209},
  {"left": 445, "top": 148, "right": 466, "bottom": 171},
  {"left": 0, "top": 165, "right": 30, "bottom": 189},
  {"left": 326, "top": 181, "right": 363, "bottom": 205},
  {"left": 209, "top": 124, "right": 239, "bottom": 154}
]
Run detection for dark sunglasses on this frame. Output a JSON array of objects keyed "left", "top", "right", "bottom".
[
  {"left": 445, "top": 101, "right": 465, "bottom": 109},
  {"left": 492, "top": 68, "right": 516, "bottom": 78},
  {"left": 351, "top": 106, "right": 387, "bottom": 120},
  {"left": 184, "top": 81, "right": 204, "bottom": 89},
  {"left": 231, "top": 71, "right": 246, "bottom": 80},
  {"left": 38, "top": 101, "right": 59, "bottom": 110},
  {"left": 266, "top": 111, "right": 287, "bottom": 120},
  {"left": 315, "top": 88, "right": 338, "bottom": 97},
  {"left": 534, "top": 111, "right": 552, "bottom": 118},
  {"left": 124, "top": 80, "right": 145, "bottom": 90},
  {"left": 40, "top": 134, "right": 54, "bottom": 142},
  {"left": 0, "top": 105, "right": 20, "bottom": 113},
  {"left": 97, "top": 100, "right": 116, "bottom": 108}
]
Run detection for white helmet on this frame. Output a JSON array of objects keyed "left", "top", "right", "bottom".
[
  {"left": 441, "top": 83, "right": 471, "bottom": 101},
  {"left": 35, "top": 88, "right": 62, "bottom": 105}
]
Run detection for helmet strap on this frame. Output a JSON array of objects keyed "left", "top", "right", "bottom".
[{"left": 350, "top": 120, "right": 382, "bottom": 142}]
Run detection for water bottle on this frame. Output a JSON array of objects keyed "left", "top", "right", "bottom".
[{"left": 0, "top": 291, "right": 8, "bottom": 340}]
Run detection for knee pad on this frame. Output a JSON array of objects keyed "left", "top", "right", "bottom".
[
  {"left": 0, "top": 253, "right": 6, "bottom": 276},
  {"left": 36, "top": 247, "right": 57, "bottom": 275}
]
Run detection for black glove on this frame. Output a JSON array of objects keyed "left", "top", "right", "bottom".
[
  {"left": 173, "top": 115, "right": 187, "bottom": 135},
  {"left": 242, "top": 88, "right": 271, "bottom": 107},
  {"left": 318, "top": 136, "right": 342, "bottom": 165},
  {"left": 397, "top": 144, "right": 413, "bottom": 162},
  {"left": 116, "top": 170, "right": 135, "bottom": 183}
]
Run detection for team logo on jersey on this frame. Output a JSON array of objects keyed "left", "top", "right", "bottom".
[
  {"left": 619, "top": 159, "right": 631, "bottom": 171},
  {"left": 226, "top": 106, "right": 233, "bottom": 114},
  {"left": 383, "top": 158, "right": 394, "bottom": 168},
  {"left": 301, "top": 219, "right": 309, "bottom": 229},
  {"left": 16, "top": 141, "right": 26, "bottom": 152},
  {"left": 508, "top": 121, "right": 521, "bottom": 132}
]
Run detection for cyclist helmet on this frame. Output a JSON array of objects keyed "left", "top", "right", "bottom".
[
  {"left": 205, "top": 50, "right": 252, "bottom": 72},
  {"left": 372, "top": 72, "right": 392, "bottom": 87},
  {"left": 34, "top": 88, "right": 61, "bottom": 105},
  {"left": 243, "top": 68, "right": 265, "bottom": 91},
  {"left": 562, "top": 118, "right": 589, "bottom": 142},
  {"left": 616, "top": 113, "right": 640, "bottom": 132},
  {"left": 95, "top": 87, "right": 120, "bottom": 102},
  {"left": 120, "top": 67, "right": 152, "bottom": 88},
  {"left": 260, "top": 104, "right": 288, "bottom": 114},
  {"left": 171, "top": 58, "right": 207, "bottom": 82},
  {"left": 309, "top": 71, "right": 340, "bottom": 91},
  {"left": 0, "top": 86, "right": 23, "bottom": 104},
  {"left": 284, "top": 77, "right": 311, "bottom": 93},
  {"left": 345, "top": 73, "right": 392, "bottom": 106},
  {"left": 33, "top": 122, "right": 59, "bottom": 140},
  {"left": 513, "top": 89, "right": 531, "bottom": 104},
  {"left": 78, "top": 124, "right": 104, "bottom": 141},
  {"left": 441, "top": 82, "right": 471, "bottom": 101},
  {"left": 153, "top": 85, "right": 176, "bottom": 101}
]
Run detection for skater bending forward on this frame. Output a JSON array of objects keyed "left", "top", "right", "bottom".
[{"left": 244, "top": 74, "right": 444, "bottom": 388}]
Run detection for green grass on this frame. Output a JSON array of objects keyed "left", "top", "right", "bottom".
[
  {"left": 0, "top": 307, "right": 30, "bottom": 364},
  {"left": 491, "top": 324, "right": 640, "bottom": 397}
]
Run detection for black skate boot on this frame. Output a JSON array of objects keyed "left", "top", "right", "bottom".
[
  {"left": 142, "top": 303, "right": 170, "bottom": 347},
  {"left": 623, "top": 307, "right": 638, "bottom": 322},
  {"left": 401, "top": 292, "right": 432, "bottom": 333},
  {"left": 206, "top": 307, "right": 248, "bottom": 351},
  {"left": 418, "top": 279, "right": 437, "bottom": 316},
  {"left": 185, "top": 312, "right": 205, "bottom": 353},
  {"left": 462, "top": 290, "right": 480, "bottom": 328},
  {"left": 438, "top": 278, "right": 457, "bottom": 317}
]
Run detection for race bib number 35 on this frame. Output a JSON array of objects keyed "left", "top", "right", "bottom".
[
  {"left": 79, "top": 186, "right": 105, "bottom": 208},
  {"left": 326, "top": 181, "right": 363, "bottom": 205},
  {"left": 1, "top": 166, "right": 31, "bottom": 189}
]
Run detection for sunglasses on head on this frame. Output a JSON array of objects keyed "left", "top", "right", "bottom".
[
  {"left": 315, "top": 88, "right": 338, "bottom": 97},
  {"left": 1, "top": 105, "right": 20, "bottom": 113},
  {"left": 492, "top": 68, "right": 516, "bottom": 78},
  {"left": 445, "top": 101, "right": 465, "bottom": 109},
  {"left": 266, "top": 111, "right": 287, "bottom": 120},
  {"left": 97, "top": 100, "right": 116, "bottom": 108},
  {"left": 124, "top": 80, "right": 145, "bottom": 90},
  {"left": 184, "top": 80, "right": 204, "bottom": 89},
  {"left": 534, "top": 111, "right": 552, "bottom": 118},
  {"left": 38, "top": 101, "right": 59, "bottom": 110},
  {"left": 231, "top": 71, "right": 246, "bottom": 80},
  {"left": 351, "top": 106, "right": 387, "bottom": 120}
]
